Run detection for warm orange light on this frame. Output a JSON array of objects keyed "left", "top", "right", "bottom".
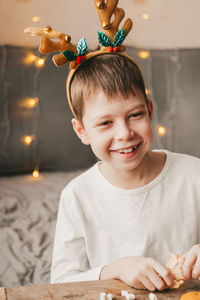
[
  {"left": 19, "top": 97, "right": 39, "bottom": 109},
  {"left": 138, "top": 51, "right": 150, "bottom": 59},
  {"left": 26, "top": 97, "right": 39, "bottom": 108},
  {"left": 158, "top": 126, "right": 167, "bottom": 136},
  {"left": 32, "top": 169, "right": 39, "bottom": 178},
  {"left": 25, "top": 54, "right": 45, "bottom": 67},
  {"left": 35, "top": 58, "right": 45, "bottom": 67},
  {"left": 32, "top": 16, "right": 41, "bottom": 23},
  {"left": 22, "top": 135, "right": 35, "bottom": 145},
  {"left": 145, "top": 88, "right": 151, "bottom": 96},
  {"left": 142, "top": 13, "right": 149, "bottom": 20},
  {"left": 24, "top": 53, "right": 36, "bottom": 64}
]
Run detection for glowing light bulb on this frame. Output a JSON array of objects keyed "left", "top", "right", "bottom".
[
  {"left": 24, "top": 53, "right": 36, "bottom": 64},
  {"left": 35, "top": 58, "right": 45, "bottom": 67},
  {"left": 32, "top": 169, "right": 39, "bottom": 178},
  {"left": 23, "top": 136, "right": 33, "bottom": 145},
  {"left": 138, "top": 51, "right": 150, "bottom": 59},
  {"left": 32, "top": 16, "right": 41, "bottom": 23},
  {"left": 26, "top": 97, "right": 39, "bottom": 108},
  {"left": 158, "top": 126, "right": 167, "bottom": 136},
  {"left": 22, "top": 135, "right": 35, "bottom": 145},
  {"left": 142, "top": 13, "right": 149, "bottom": 20},
  {"left": 145, "top": 88, "right": 151, "bottom": 96},
  {"left": 19, "top": 98, "right": 39, "bottom": 109}
]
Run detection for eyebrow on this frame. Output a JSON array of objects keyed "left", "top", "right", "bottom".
[
  {"left": 129, "top": 104, "right": 146, "bottom": 111},
  {"left": 91, "top": 104, "right": 147, "bottom": 124}
]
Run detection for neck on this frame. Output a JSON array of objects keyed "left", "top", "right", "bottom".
[{"left": 99, "top": 151, "right": 166, "bottom": 189}]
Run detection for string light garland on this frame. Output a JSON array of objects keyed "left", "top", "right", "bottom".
[
  {"left": 22, "top": 49, "right": 43, "bottom": 177},
  {"left": 24, "top": 53, "right": 46, "bottom": 68},
  {"left": 22, "top": 43, "right": 45, "bottom": 176}
]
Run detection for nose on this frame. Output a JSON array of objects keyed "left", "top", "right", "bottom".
[{"left": 114, "top": 121, "right": 134, "bottom": 140}]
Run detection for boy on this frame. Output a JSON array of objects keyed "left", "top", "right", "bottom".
[{"left": 51, "top": 53, "right": 200, "bottom": 291}]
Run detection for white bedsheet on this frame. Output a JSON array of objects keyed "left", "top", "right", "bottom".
[{"left": 0, "top": 170, "right": 82, "bottom": 287}]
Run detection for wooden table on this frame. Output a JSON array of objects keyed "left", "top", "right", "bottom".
[{"left": 0, "top": 279, "right": 199, "bottom": 300}]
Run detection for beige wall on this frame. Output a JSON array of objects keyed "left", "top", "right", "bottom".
[{"left": 1, "top": 0, "right": 200, "bottom": 49}]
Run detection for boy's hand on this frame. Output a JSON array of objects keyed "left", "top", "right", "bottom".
[
  {"left": 100, "top": 256, "right": 174, "bottom": 291},
  {"left": 178, "top": 244, "right": 200, "bottom": 280}
]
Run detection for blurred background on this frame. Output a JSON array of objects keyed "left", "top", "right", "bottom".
[{"left": 1, "top": 0, "right": 200, "bottom": 289}]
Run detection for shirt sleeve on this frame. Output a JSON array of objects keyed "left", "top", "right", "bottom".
[{"left": 50, "top": 184, "right": 104, "bottom": 283}]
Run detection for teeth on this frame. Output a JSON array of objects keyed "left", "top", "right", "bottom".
[{"left": 118, "top": 147, "right": 135, "bottom": 153}]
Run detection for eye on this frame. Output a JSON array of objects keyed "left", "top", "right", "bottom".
[
  {"left": 96, "top": 120, "right": 113, "bottom": 127},
  {"left": 129, "top": 112, "right": 145, "bottom": 119},
  {"left": 100, "top": 120, "right": 112, "bottom": 126}
]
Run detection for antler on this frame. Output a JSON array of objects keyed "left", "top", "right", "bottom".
[
  {"left": 94, "top": 0, "right": 133, "bottom": 43},
  {"left": 24, "top": 26, "right": 78, "bottom": 68}
]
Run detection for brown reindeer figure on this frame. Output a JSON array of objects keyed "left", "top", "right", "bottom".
[
  {"left": 24, "top": 26, "right": 79, "bottom": 68},
  {"left": 94, "top": 0, "right": 133, "bottom": 52}
]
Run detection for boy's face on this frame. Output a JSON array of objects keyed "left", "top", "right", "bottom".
[{"left": 72, "top": 89, "right": 153, "bottom": 173}]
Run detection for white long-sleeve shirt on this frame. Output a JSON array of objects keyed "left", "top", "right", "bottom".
[{"left": 51, "top": 150, "right": 200, "bottom": 283}]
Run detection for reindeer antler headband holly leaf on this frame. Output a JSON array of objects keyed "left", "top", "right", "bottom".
[
  {"left": 97, "top": 28, "right": 125, "bottom": 51},
  {"left": 62, "top": 37, "right": 88, "bottom": 64}
]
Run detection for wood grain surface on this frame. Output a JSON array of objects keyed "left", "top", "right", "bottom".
[{"left": 1, "top": 279, "right": 200, "bottom": 300}]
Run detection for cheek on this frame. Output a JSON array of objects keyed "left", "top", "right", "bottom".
[
  {"left": 148, "top": 128, "right": 154, "bottom": 145},
  {"left": 90, "top": 131, "right": 112, "bottom": 152},
  {"left": 137, "top": 121, "right": 153, "bottom": 142},
  {"left": 144, "top": 124, "right": 153, "bottom": 144}
]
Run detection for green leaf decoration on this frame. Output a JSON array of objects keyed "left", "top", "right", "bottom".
[
  {"left": 62, "top": 50, "right": 77, "bottom": 61},
  {"left": 97, "top": 31, "right": 112, "bottom": 47},
  {"left": 77, "top": 37, "right": 88, "bottom": 56},
  {"left": 112, "top": 28, "right": 126, "bottom": 47}
]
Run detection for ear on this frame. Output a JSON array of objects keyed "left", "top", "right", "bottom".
[
  {"left": 72, "top": 118, "right": 90, "bottom": 145},
  {"left": 147, "top": 99, "right": 153, "bottom": 121}
]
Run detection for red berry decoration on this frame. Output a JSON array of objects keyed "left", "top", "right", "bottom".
[{"left": 76, "top": 56, "right": 81, "bottom": 64}]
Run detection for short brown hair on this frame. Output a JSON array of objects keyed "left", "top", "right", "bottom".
[{"left": 69, "top": 53, "right": 147, "bottom": 121}]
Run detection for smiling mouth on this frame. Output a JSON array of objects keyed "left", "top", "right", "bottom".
[{"left": 113, "top": 142, "right": 142, "bottom": 154}]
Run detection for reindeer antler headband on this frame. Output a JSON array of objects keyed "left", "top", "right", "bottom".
[{"left": 24, "top": 0, "right": 133, "bottom": 117}]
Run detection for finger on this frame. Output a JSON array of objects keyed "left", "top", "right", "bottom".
[
  {"left": 192, "top": 256, "right": 200, "bottom": 279},
  {"left": 141, "top": 275, "right": 157, "bottom": 292},
  {"left": 182, "top": 254, "right": 197, "bottom": 280},
  {"left": 178, "top": 253, "right": 187, "bottom": 266},
  {"left": 148, "top": 270, "right": 166, "bottom": 291},
  {"left": 167, "top": 268, "right": 177, "bottom": 280},
  {"left": 131, "top": 279, "right": 147, "bottom": 290},
  {"left": 182, "top": 255, "right": 197, "bottom": 279},
  {"left": 154, "top": 262, "right": 174, "bottom": 287}
]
